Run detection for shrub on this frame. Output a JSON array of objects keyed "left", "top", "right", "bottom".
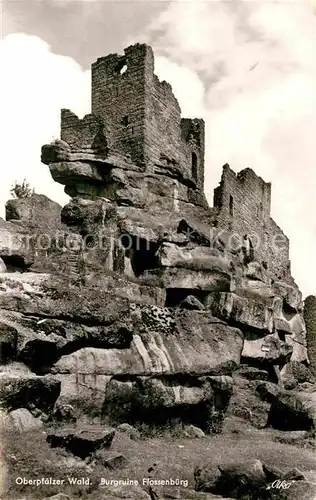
[
  {"left": 10, "top": 179, "right": 34, "bottom": 199},
  {"left": 304, "top": 295, "right": 316, "bottom": 376}
]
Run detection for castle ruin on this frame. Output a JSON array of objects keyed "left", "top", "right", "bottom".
[
  {"left": 42, "top": 43, "right": 291, "bottom": 283},
  {"left": 1, "top": 45, "right": 313, "bottom": 495}
]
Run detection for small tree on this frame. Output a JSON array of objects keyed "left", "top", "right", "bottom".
[
  {"left": 304, "top": 295, "right": 316, "bottom": 376},
  {"left": 10, "top": 179, "right": 34, "bottom": 199}
]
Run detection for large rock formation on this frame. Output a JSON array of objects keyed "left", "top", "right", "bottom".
[
  {"left": 0, "top": 43, "right": 313, "bottom": 438},
  {"left": 5, "top": 193, "right": 62, "bottom": 231}
]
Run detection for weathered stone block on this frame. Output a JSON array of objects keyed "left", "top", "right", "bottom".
[
  {"left": 5, "top": 193, "right": 62, "bottom": 230},
  {"left": 242, "top": 333, "right": 293, "bottom": 366},
  {"left": 47, "top": 427, "right": 115, "bottom": 459},
  {"left": 273, "top": 281, "right": 303, "bottom": 312},
  {"left": 206, "top": 292, "right": 274, "bottom": 334},
  {"left": 144, "top": 268, "right": 232, "bottom": 292},
  {"left": 0, "top": 370, "right": 60, "bottom": 412},
  {"left": 156, "top": 242, "right": 231, "bottom": 271},
  {"left": 8, "top": 408, "right": 43, "bottom": 432},
  {"left": 49, "top": 161, "right": 104, "bottom": 184},
  {"left": 53, "top": 309, "right": 243, "bottom": 378}
]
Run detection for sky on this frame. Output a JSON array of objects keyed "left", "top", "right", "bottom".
[{"left": 0, "top": 0, "right": 315, "bottom": 297}]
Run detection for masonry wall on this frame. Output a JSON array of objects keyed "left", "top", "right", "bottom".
[
  {"left": 60, "top": 110, "right": 107, "bottom": 151},
  {"left": 144, "top": 70, "right": 205, "bottom": 192},
  {"left": 181, "top": 118, "right": 205, "bottom": 192},
  {"left": 266, "top": 217, "right": 291, "bottom": 280},
  {"left": 144, "top": 74, "right": 182, "bottom": 168},
  {"left": 213, "top": 164, "right": 290, "bottom": 278},
  {"left": 91, "top": 44, "right": 150, "bottom": 168}
]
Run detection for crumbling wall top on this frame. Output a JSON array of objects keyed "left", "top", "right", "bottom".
[{"left": 213, "top": 163, "right": 289, "bottom": 279}]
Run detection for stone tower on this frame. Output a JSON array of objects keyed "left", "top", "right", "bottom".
[{"left": 59, "top": 43, "right": 205, "bottom": 196}]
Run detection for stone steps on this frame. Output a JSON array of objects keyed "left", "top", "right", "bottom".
[{"left": 65, "top": 250, "right": 82, "bottom": 278}]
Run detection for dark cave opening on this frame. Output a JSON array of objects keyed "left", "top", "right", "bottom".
[
  {"left": 165, "top": 288, "right": 207, "bottom": 307},
  {"left": 268, "top": 402, "right": 314, "bottom": 431},
  {"left": 282, "top": 301, "right": 297, "bottom": 321},
  {"left": 1, "top": 255, "right": 30, "bottom": 272},
  {"left": 120, "top": 234, "right": 159, "bottom": 276}
]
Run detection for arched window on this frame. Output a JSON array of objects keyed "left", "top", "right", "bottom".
[{"left": 191, "top": 152, "right": 198, "bottom": 181}]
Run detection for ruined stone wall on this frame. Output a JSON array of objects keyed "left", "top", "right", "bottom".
[
  {"left": 91, "top": 44, "right": 150, "bottom": 168},
  {"left": 145, "top": 75, "right": 182, "bottom": 169},
  {"left": 266, "top": 217, "right": 291, "bottom": 280},
  {"left": 181, "top": 118, "right": 205, "bottom": 192},
  {"left": 60, "top": 110, "right": 106, "bottom": 151},
  {"left": 145, "top": 71, "right": 205, "bottom": 192},
  {"left": 213, "top": 164, "right": 290, "bottom": 278}
]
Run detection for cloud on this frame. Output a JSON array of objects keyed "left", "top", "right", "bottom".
[
  {"left": 0, "top": 33, "right": 91, "bottom": 215},
  {"left": 141, "top": 0, "right": 316, "bottom": 297},
  {"left": 154, "top": 56, "right": 205, "bottom": 118}
]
